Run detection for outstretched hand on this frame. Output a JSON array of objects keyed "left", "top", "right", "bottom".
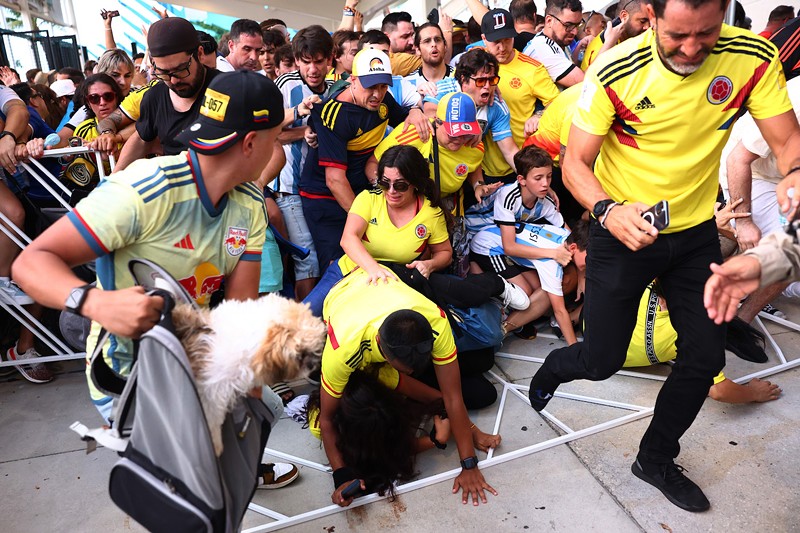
[
  {"left": 452, "top": 467, "right": 497, "bottom": 506},
  {"left": 704, "top": 256, "right": 761, "bottom": 324}
]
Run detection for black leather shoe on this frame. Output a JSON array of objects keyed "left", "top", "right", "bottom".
[{"left": 631, "top": 459, "right": 710, "bottom": 512}]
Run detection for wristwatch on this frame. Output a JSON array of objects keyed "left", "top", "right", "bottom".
[
  {"left": 460, "top": 456, "right": 479, "bottom": 470},
  {"left": 65, "top": 284, "right": 94, "bottom": 316},
  {"left": 0, "top": 130, "right": 17, "bottom": 143},
  {"left": 592, "top": 199, "right": 615, "bottom": 220}
]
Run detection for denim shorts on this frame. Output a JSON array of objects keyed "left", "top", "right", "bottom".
[{"left": 276, "top": 194, "right": 320, "bottom": 280}]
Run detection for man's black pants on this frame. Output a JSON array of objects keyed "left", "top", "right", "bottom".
[{"left": 540, "top": 218, "right": 726, "bottom": 464}]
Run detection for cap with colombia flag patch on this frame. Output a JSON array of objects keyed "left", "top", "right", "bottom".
[{"left": 176, "top": 70, "right": 285, "bottom": 155}]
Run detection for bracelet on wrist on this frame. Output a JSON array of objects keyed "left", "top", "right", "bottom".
[{"left": 786, "top": 166, "right": 800, "bottom": 178}]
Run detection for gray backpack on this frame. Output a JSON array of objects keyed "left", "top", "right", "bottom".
[{"left": 71, "top": 259, "right": 278, "bottom": 532}]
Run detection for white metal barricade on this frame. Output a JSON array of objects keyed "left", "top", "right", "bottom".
[{"left": 0, "top": 146, "right": 115, "bottom": 370}]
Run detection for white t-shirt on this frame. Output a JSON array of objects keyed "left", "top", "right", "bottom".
[
  {"left": 522, "top": 32, "right": 578, "bottom": 84},
  {"left": 719, "top": 76, "right": 800, "bottom": 188},
  {"left": 216, "top": 55, "right": 235, "bottom": 72}
]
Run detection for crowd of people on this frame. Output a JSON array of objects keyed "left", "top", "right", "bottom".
[{"left": 2, "top": 0, "right": 800, "bottom": 516}]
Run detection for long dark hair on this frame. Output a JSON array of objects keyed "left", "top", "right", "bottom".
[
  {"left": 80, "top": 73, "right": 123, "bottom": 119},
  {"left": 378, "top": 145, "right": 444, "bottom": 209},
  {"left": 306, "top": 371, "right": 424, "bottom": 498}
]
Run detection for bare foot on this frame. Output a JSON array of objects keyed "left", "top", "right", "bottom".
[{"left": 745, "top": 378, "right": 781, "bottom": 402}]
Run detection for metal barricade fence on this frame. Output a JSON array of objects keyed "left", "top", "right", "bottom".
[{"left": 0, "top": 146, "right": 115, "bottom": 369}]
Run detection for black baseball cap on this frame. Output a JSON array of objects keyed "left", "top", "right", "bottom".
[
  {"left": 481, "top": 8, "right": 518, "bottom": 42},
  {"left": 176, "top": 70, "right": 285, "bottom": 155},
  {"left": 147, "top": 17, "right": 200, "bottom": 57}
]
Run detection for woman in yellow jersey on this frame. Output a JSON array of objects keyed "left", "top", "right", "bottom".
[
  {"left": 63, "top": 74, "right": 124, "bottom": 188},
  {"left": 303, "top": 145, "right": 529, "bottom": 317}
]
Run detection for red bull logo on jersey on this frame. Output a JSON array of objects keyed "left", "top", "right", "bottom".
[
  {"left": 707, "top": 76, "right": 733, "bottom": 105},
  {"left": 179, "top": 262, "right": 224, "bottom": 306},
  {"left": 224, "top": 226, "right": 249, "bottom": 257}
]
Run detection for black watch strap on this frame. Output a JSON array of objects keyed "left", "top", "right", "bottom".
[
  {"left": 429, "top": 426, "right": 447, "bottom": 449},
  {"left": 65, "top": 284, "right": 94, "bottom": 316},
  {"left": 0, "top": 130, "right": 17, "bottom": 143},
  {"left": 460, "top": 456, "right": 479, "bottom": 470}
]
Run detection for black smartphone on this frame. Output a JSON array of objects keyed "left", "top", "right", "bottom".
[
  {"left": 611, "top": 16, "right": 622, "bottom": 27},
  {"left": 427, "top": 8, "right": 439, "bottom": 24},
  {"left": 341, "top": 479, "right": 364, "bottom": 499},
  {"left": 642, "top": 200, "right": 669, "bottom": 230}
]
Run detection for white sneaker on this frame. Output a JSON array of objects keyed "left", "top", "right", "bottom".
[
  {"left": 7, "top": 345, "right": 53, "bottom": 384},
  {"left": 499, "top": 277, "right": 530, "bottom": 310},
  {"left": 782, "top": 281, "right": 800, "bottom": 299},
  {"left": 257, "top": 462, "right": 299, "bottom": 489},
  {"left": 0, "top": 279, "right": 33, "bottom": 305}
]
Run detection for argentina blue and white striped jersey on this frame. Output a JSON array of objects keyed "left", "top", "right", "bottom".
[
  {"left": 465, "top": 182, "right": 563, "bottom": 234},
  {"left": 273, "top": 72, "right": 332, "bottom": 194},
  {"left": 471, "top": 222, "right": 570, "bottom": 295}
]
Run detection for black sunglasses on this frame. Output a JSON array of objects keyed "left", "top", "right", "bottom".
[
  {"left": 86, "top": 92, "right": 116, "bottom": 104},
  {"left": 377, "top": 176, "right": 412, "bottom": 192},
  {"left": 382, "top": 338, "right": 434, "bottom": 359}
]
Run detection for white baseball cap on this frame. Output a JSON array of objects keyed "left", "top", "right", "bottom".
[
  {"left": 351, "top": 49, "right": 393, "bottom": 88},
  {"left": 50, "top": 79, "right": 76, "bottom": 98}
]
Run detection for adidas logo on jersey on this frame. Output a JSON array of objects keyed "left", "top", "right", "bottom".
[
  {"left": 634, "top": 96, "right": 655, "bottom": 110},
  {"left": 174, "top": 234, "right": 194, "bottom": 250},
  {"left": 369, "top": 218, "right": 378, "bottom": 225}
]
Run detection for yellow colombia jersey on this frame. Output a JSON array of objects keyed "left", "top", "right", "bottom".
[
  {"left": 320, "top": 269, "right": 457, "bottom": 399},
  {"left": 525, "top": 83, "right": 582, "bottom": 162},
  {"left": 337, "top": 188, "right": 449, "bottom": 273},
  {"left": 575, "top": 25, "right": 792, "bottom": 233},
  {"left": 580, "top": 31, "right": 612, "bottom": 71},
  {"left": 624, "top": 285, "right": 725, "bottom": 384},
  {"left": 119, "top": 78, "right": 160, "bottom": 121},
  {"left": 483, "top": 50, "right": 560, "bottom": 177},
  {"left": 373, "top": 121, "right": 484, "bottom": 196},
  {"left": 68, "top": 151, "right": 267, "bottom": 402}
]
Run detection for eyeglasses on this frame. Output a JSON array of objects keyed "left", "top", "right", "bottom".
[
  {"left": 152, "top": 56, "right": 193, "bottom": 81},
  {"left": 382, "top": 338, "right": 434, "bottom": 359},
  {"left": 377, "top": 176, "right": 412, "bottom": 192},
  {"left": 469, "top": 75, "right": 500, "bottom": 87},
  {"left": 549, "top": 13, "right": 584, "bottom": 32},
  {"left": 86, "top": 92, "right": 116, "bottom": 104}
]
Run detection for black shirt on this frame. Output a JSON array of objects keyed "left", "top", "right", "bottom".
[
  {"left": 136, "top": 68, "right": 220, "bottom": 155},
  {"left": 770, "top": 17, "right": 800, "bottom": 81},
  {"left": 514, "top": 31, "right": 536, "bottom": 52}
]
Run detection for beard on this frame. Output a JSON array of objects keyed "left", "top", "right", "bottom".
[
  {"left": 655, "top": 30, "right": 710, "bottom": 76},
  {"left": 169, "top": 68, "right": 205, "bottom": 98}
]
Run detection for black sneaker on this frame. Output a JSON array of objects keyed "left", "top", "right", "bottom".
[
  {"left": 528, "top": 370, "right": 557, "bottom": 412},
  {"left": 631, "top": 459, "right": 710, "bottom": 512}
]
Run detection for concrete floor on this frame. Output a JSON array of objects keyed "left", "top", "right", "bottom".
[{"left": 2, "top": 295, "right": 800, "bottom": 532}]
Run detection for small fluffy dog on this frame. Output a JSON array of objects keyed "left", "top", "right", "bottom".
[{"left": 172, "top": 294, "right": 326, "bottom": 456}]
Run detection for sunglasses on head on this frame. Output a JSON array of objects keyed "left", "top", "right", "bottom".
[
  {"left": 377, "top": 176, "right": 412, "bottom": 192},
  {"left": 469, "top": 75, "right": 500, "bottom": 87},
  {"left": 86, "top": 92, "right": 116, "bottom": 104},
  {"left": 383, "top": 337, "right": 434, "bottom": 359}
]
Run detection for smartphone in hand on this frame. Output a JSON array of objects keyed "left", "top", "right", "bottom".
[
  {"left": 341, "top": 479, "right": 364, "bottom": 499},
  {"left": 642, "top": 200, "right": 669, "bottom": 230}
]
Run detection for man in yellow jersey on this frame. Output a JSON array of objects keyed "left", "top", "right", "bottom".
[
  {"left": 528, "top": 0, "right": 800, "bottom": 512},
  {"left": 480, "top": 8, "right": 560, "bottom": 183},
  {"left": 524, "top": 83, "right": 584, "bottom": 221},
  {"left": 318, "top": 268, "right": 501, "bottom": 508},
  {"left": 580, "top": 0, "right": 651, "bottom": 70}
]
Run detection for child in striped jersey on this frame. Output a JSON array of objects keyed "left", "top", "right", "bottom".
[{"left": 465, "top": 146, "right": 586, "bottom": 344}]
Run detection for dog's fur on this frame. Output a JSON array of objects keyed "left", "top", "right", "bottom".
[{"left": 172, "top": 294, "right": 325, "bottom": 456}]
